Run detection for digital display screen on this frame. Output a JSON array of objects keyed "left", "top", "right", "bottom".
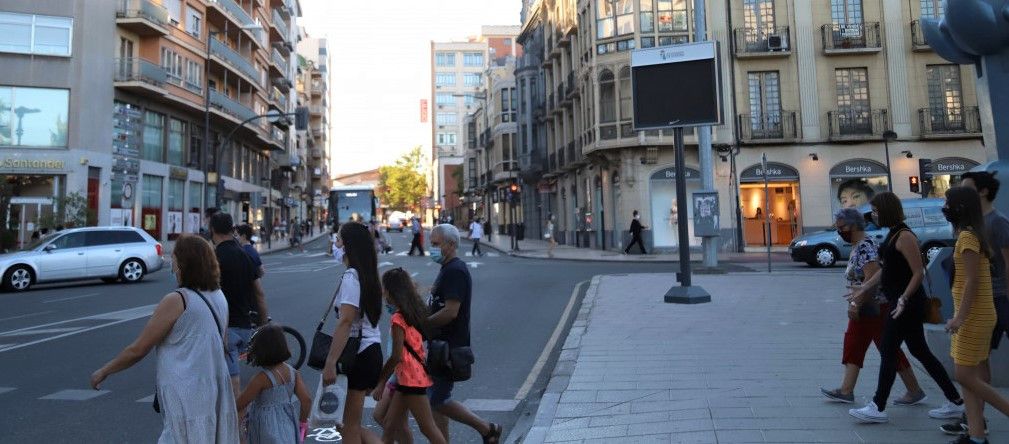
[{"left": 632, "top": 58, "right": 721, "bottom": 128}]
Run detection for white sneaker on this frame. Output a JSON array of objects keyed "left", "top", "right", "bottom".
[
  {"left": 849, "top": 402, "right": 888, "bottom": 423},
  {"left": 928, "top": 401, "right": 965, "bottom": 419}
]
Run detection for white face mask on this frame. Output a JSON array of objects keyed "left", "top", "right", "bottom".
[{"left": 250, "top": 235, "right": 260, "bottom": 243}]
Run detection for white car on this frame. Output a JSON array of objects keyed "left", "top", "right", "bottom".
[
  {"left": 386, "top": 211, "right": 408, "bottom": 232},
  {"left": 0, "top": 226, "right": 165, "bottom": 292}
]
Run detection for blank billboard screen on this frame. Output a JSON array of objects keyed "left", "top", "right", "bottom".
[{"left": 632, "top": 58, "right": 720, "bottom": 129}]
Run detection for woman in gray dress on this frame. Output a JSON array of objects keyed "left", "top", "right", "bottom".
[{"left": 92, "top": 235, "right": 239, "bottom": 444}]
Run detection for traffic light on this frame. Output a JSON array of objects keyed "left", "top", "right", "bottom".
[
  {"left": 294, "top": 106, "right": 309, "bottom": 130},
  {"left": 909, "top": 176, "right": 920, "bottom": 194},
  {"left": 509, "top": 183, "right": 521, "bottom": 203},
  {"left": 509, "top": 183, "right": 519, "bottom": 193}
]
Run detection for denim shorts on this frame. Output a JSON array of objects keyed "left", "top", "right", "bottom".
[
  {"left": 225, "top": 327, "right": 253, "bottom": 376},
  {"left": 427, "top": 376, "right": 454, "bottom": 408}
]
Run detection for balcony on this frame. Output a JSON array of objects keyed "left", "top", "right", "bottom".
[
  {"left": 919, "top": 106, "right": 982, "bottom": 138},
  {"left": 566, "top": 72, "right": 576, "bottom": 98},
  {"left": 210, "top": 38, "right": 260, "bottom": 85},
  {"left": 268, "top": 87, "right": 288, "bottom": 112},
  {"left": 270, "top": 8, "right": 290, "bottom": 40},
  {"left": 733, "top": 26, "right": 791, "bottom": 58},
  {"left": 827, "top": 109, "right": 890, "bottom": 140},
  {"left": 738, "top": 112, "right": 798, "bottom": 142},
  {"left": 206, "top": 0, "right": 256, "bottom": 29},
  {"left": 822, "top": 22, "right": 883, "bottom": 54},
  {"left": 311, "top": 148, "right": 323, "bottom": 158},
  {"left": 620, "top": 122, "right": 636, "bottom": 138},
  {"left": 310, "top": 80, "right": 325, "bottom": 96},
  {"left": 309, "top": 105, "right": 324, "bottom": 116},
  {"left": 910, "top": 20, "right": 931, "bottom": 51},
  {"left": 113, "top": 58, "right": 167, "bottom": 95},
  {"left": 210, "top": 89, "right": 256, "bottom": 122},
  {"left": 115, "top": 0, "right": 169, "bottom": 36},
  {"left": 311, "top": 127, "right": 323, "bottom": 138},
  {"left": 271, "top": 48, "right": 288, "bottom": 74},
  {"left": 271, "top": 127, "right": 286, "bottom": 146}
]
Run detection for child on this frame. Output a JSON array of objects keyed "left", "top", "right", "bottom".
[
  {"left": 373, "top": 268, "right": 446, "bottom": 444},
  {"left": 371, "top": 375, "right": 412, "bottom": 444},
  {"left": 238, "top": 324, "right": 313, "bottom": 443}
]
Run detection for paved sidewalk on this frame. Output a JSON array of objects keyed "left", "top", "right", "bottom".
[
  {"left": 163, "top": 230, "right": 329, "bottom": 256},
  {"left": 519, "top": 272, "right": 1009, "bottom": 443}
]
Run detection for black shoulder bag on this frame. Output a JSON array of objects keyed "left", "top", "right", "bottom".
[
  {"left": 307, "top": 272, "right": 363, "bottom": 372},
  {"left": 155, "top": 288, "right": 223, "bottom": 413},
  {"left": 426, "top": 339, "right": 474, "bottom": 382}
]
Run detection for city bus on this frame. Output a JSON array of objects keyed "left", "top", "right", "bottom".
[{"left": 328, "top": 185, "right": 377, "bottom": 226}]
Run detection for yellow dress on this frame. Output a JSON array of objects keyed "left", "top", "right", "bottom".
[{"left": 951, "top": 231, "right": 998, "bottom": 366}]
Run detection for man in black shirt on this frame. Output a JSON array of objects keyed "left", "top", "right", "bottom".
[
  {"left": 427, "top": 224, "right": 501, "bottom": 442},
  {"left": 624, "top": 209, "right": 647, "bottom": 254},
  {"left": 210, "top": 212, "right": 269, "bottom": 395}
]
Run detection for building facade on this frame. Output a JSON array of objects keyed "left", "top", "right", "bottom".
[
  {"left": 0, "top": 0, "right": 308, "bottom": 250},
  {"left": 516, "top": 0, "right": 984, "bottom": 252},
  {"left": 296, "top": 36, "right": 331, "bottom": 227}
]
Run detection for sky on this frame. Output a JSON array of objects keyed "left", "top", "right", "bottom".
[{"left": 298, "top": 0, "right": 522, "bottom": 177}]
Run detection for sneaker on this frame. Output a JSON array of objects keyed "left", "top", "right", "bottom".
[
  {"left": 893, "top": 390, "right": 928, "bottom": 406},
  {"left": 930, "top": 401, "right": 966, "bottom": 419},
  {"left": 849, "top": 402, "right": 888, "bottom": 423},
  {"left": 820, "top": 387, "right": 855, "bottom": 403},
  {"left": 940, "top": 419, "right": 968, "bottom": 436},
  {"left": 949, "top": 434, "right": 988, "bottom": 444}
]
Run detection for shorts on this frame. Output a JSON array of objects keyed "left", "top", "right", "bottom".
[
  {"left": 428, "top": 376, "right": 454, "bottom": 408},
  {"left": 346, "top": 343, "right": 382, "bottom": 391},
  {"left": 991, "top": 297, "right": 1009, "bottom": 350},
  {"left": 225, "top": 327, "right": 254, "bottom": 376},
  {"left": 396, "top": 385, "right": 429, "bottom": 395}
]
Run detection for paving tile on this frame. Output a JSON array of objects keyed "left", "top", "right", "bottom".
[
  {"left": 544, "top": 425, "right": 627, "bottom": 442},
  {"left": 715, "top": 429, "right": 766, "bottom": 443}
]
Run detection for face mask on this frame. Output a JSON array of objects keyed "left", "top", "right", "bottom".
[
  {"left": 634, "top": 215, "right": 640, "bottom": 220},
  {"left": 385, "top": 302, "right": 396, "bottom": 315},
  {"left": 838, "top": 229, "right": 853, "bottom": 243},
  {"left": 430, "top": 246, "right": 443, "bottom": 264},
  {"left": 250, "top": 235, "right": 260, "bottom": 243},
  {"left": 942, "top": 207, "right": 961, "bottom": 225},
  {"left": 333, "top": 246, "right": 345, "bottom": 262}
]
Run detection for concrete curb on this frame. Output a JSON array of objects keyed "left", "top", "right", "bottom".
[
  {"left": 466, "top": 239, "right": 750, "bottom": 272},
  {"left": 515, "top": 275, "right": 602, "bottom": 444}
]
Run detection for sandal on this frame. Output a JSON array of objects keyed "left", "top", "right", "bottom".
[{"left": 482, "top": 423, "right": 502, "bottom": 444}]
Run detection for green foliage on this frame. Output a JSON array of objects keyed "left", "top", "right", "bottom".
[
  {"left": 378, "top": 146, "right": 428, "bottom": 212},
  {"left": 39, "top": 192, "right": 92, "bottom": 229}
]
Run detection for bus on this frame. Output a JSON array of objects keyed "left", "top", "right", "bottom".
[{"left": 328, "top": 185, "right": 377, "bottom": 226}]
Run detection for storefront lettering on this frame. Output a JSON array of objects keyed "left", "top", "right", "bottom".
[
  {"left": 1, "top": 159, "right": 66, "bottom": 170},
  {"left": 844, "top": 165, "right": 874, "bottom": 174},
  {"left": 935, "top": 163, "right": 967, "bottom": 173},
  {"left": 754, "top": 168, "right": 783, "bottom": 177}
]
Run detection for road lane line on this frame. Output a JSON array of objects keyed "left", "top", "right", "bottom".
[
  {"left": 514, "top": 280, "right": 586, "bottom": 401},
  {"left": 0, "top": 327, "right": 87, "bottom": 337},
  {"left": 0, "top": 311, "right": 53, "bottom": 322},
  {"left": 42, "top": 292, "right": 101, "bottom": 304},
  {"left": 0, "top": 304, "right": 157, "bottom": 354}
]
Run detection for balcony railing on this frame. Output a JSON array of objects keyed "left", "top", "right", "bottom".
[
  {"left": 210, "top": 38, "right": 259, "bottom": 83},
  {"left": 207, "top": 0, "right": 255, "bottom": 28},
  {"left": 738, "top": 111, "right": 798, "bottom": 141},
  {"left": 828, "top": 109, "right": 889, "bottom": 139},
  {"left": 733, "top": 26, "right": 791, "bottom": 57},
  {"left": 209, "top": 89, "right": 256, "bottom": 122},
  {"left": 566, "top": 72, "right": 576, "bottom": 97},
  {"left": 311, "top": 80, "right": 325, "bottom": 95},
  {"left": 268, "top": 87, "right": 288, "bottom": 111},
  {"left": 115, "top": 0, "right": 169, "bottom": 35},
  {"left": 114, "top": 57, "right": 167, "bottom": 86},
  {"left": 910, "top": 20, "right": 930, "bottom": 51},
  {"left": 271, "top": 127, "right": 286, "bottom": 145},
  {"left": 620, "top": 122, "right": 635, "bottom": 138},
  {"left": 919, "top": 106, "right": 982, "bottom": 136},
  {"left": 271, "top": 8, "right": 290, "bottom": 36},
  {"left": 309, "top": 105, "right": 324, "bottom": 116},
  {"left": 821, "top": 22, "right": 883, "bottom": 53},
  {"left": 272, "top": 48, "right": 288, "bottom": 71}
]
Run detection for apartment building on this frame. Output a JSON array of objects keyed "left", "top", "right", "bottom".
[{"left": 515, "top": 0, "right": 983, "bottom": 252}]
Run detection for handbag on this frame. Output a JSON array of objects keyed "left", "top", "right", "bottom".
[
  {"left": 426, "top": 339, "right": 475, "bottom": 382},
  {"left": 156, "top": 288, "right": 223, "bottom": 413},
  {"left": 308, "top": 272, "right": 364, "bottom": 372},
  {"left": 921, "top": 263, "right": 945, "bottom": 324}
]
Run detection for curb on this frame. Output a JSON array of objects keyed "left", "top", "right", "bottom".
[
  {"left": 259, "top": 232, "right": 329, "bottom": 256},
  {"left": 514, "top": 275, "right": 602, "bottom": 444}
]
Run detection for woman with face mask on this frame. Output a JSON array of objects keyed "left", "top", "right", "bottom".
[{"left": 821, "top": 208, "right": 924, "bottom": 405}]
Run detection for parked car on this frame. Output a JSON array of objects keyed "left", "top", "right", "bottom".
[
  {"left": 0, "top": 226, "right": 165, "bottom": 292},
  {"left": 385, "top": 211, "right": 407, "bottom": 232},
  {"left": 789, "top": 198, "right": 953, "bottom": 267}
]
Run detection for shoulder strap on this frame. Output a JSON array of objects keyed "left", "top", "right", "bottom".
[
  {"left": 187, "top": 288, "right": 225, "bottom": 349},
  {"left": 316, "top": 271, "right": 348, "bottom": 333},
  {"left": 262, "top": 368, "right": 279, "bottom": 387},
  {"left": 403, "top": 340, "right": 428, "bottom": 373}
]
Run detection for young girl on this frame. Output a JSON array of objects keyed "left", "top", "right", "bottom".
[
  {"left": 238, "top": 324, "right": 313, "bottom": 443},
  {"left": 373, "top": 268, "right": 446, "bottom": 444}
]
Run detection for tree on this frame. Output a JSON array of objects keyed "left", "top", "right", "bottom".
[{"left": 378, "top": 146, "right": 428, "bottom": 213}]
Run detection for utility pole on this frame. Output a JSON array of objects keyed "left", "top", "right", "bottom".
[{"left": 695, "top": 0, "right": 718, "bottom": 268}]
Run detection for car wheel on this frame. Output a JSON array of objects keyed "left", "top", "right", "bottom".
[
  {"left": 119, "top": 259, "right": 146, "bottom": 283},
  {"left": 923, "top": 243, "right": 945, "bottom": 264},
  {"left": 3, "top": 266, "right": 33, "bottom": 292},
  {"left": 813, "top": 246, "right": 838, "bottom": 267},
  {"left": 101, "top": 277, "right": 119, "bottom": 284}
]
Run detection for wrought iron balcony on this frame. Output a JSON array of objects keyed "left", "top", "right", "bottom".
[
  {"left": 821, "top": 22, "right": 883, "bottom": 54},
  {"left": 271, "top": 48, "right": 288, "bottom": 72},
  {"left": 207, "top": 0, "right": 255, "bottom": 28},
  {"left": 918, "top": 106, "right": 982, "bottom": 137},
  {"left": 738, "top": 111, "right": 798, "bottom": 142},
  {"left": 910, "top": 20, "right": 931, "bottom": 51},
  {"left": 115, "top": 0, "right": 169, "bottom": 36},
  {"left": 733, "top": 26, "right": 791, "bottom": 57},
  {"left": 209, "top": 89, "right": 256, "bottom": 122},
  {"left": 113, "top": 58, "right": 167, "bottom": 91},
  {"left": 827, "top": 109, "right": 890, "bottom": 140},
  {"left": 210, "top": 38, "right": 259, "bottom": 84},
  {"left": 271, "top": 8, "right": 290, "bottom": 39}
]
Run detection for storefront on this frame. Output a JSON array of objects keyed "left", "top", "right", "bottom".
[
  {"left": 2, "top": 173, "right": 64, "bottom": 250},
  {"left": 648, "top": 165, "right": 702, "bottom": 249},
  {"left": 926, "top": 157, "right": 979, "bottom": 198},
  {"left": 828, "top": 159, "right": 890, "bottom": 213},
  {"left": 739, "top": 162, "right": 800, "bottom": 246}
]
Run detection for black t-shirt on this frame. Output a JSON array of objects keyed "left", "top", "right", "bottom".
[
  {"left": 429, "top": 257, "right": 472, "bottom": 347},
  {"left": 215, "top": 239, "right": 258, "bottom": 328},
  {"left": 630, "top": 219, "right": 643, "bottom": 234}
]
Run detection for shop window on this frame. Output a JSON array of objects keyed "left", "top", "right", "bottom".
[
  {"left": 143, "top": 111, "right": 165, "bottom": 162},
  {"left": 168, "top": 118, "right": 185, "bottom": 166},
  {"left": 142, "top": 175, "right": 163, "bottom": 240},
  {"left": 0, "top": 86, "right": 70, "bottom": 147}
]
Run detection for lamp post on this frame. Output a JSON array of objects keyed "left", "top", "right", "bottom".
[
  {"left": 883, "top": 130, "right": 897, "bottom": 191},
  {"left": 13, "top": 107, "right": 41, "bottom": 146},
  {"left": 261, "top": 172, "right": 272, "bottom": 249}
]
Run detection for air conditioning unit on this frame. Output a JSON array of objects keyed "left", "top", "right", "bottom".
[{"left": 767, "top": 34, "right": 786, "bottom": 51}]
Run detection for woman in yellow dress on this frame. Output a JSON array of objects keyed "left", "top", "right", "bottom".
[{"left": 945, "top": 186, "right": 1009, "bottom": 444}]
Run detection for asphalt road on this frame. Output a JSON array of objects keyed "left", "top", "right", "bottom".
[{"left": 0, "top": 232, "right": 684, "bottom": 443}]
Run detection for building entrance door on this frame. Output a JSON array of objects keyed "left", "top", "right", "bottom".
[{"left": 6, "top": 197, "right": 54, "bottom": 250}]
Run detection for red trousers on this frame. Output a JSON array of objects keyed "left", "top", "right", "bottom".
[{"left": 843, "top": 303, "right": 911, "bottom": 370}]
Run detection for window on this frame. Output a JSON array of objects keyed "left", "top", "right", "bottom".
[
  {"left": 435, "top": 93, "right": 455, "bottom": 106},
  {"left": 189, "top": 182, "right": 203, "bottom": 211},
  {"left": 0, "top": 86, "right": 69, "bottom": 147},
  {"left": 640, "top": 0, "right": 654, "bottom": 32},
  {"left": 597, "top": 1, "right": 615, "bottom": 39},
  {"left": 168, "top": 118, "right": 185, "bottom": 166},
  {"left": 599, "top": 71, "right": 616, "bottom": 123},
  {"left": 51, "top": 232, "right": 86, "bottom": 249},
  {"left": 143, "top": 175, "right": 163, "bottom": 209},
  {"left": 85, "top": 231, "right": 119, "bottom": 247},
  {"left": 501, "top": 88, "right": 510, "bottom": 112},
  {"left": 464, "top": 73, "right": 482, "bottom": 86},
  {"left": 743, "top": 0, "right": 776, "bottom": 39},
  {"left": 168, "top": 179, "right": 185, "bottom": 211},
  {"left": 831, "top": 0, "right": 863, "bottom": 25},
  {"left": 436, "top": 112, "right": 457, "bottom": 125},
  {"left": 464, "top": 94, "right": 476, "bottom": 106},
  {"left": 143, "top": 111, "right": 165, "bottom": 162},
  {"left": 189, "top": 129, "right": 202, "bottom": 168},
  {"left": 185, "top": 59, "right": 202, "bottom": 93},
  {"left": 618, "top": 67, "right": 632, "bottom": 121},
  {"left": 747, "top": 71, "right": 782, "bottom": 136},
  {"left": 641, "top": 36, "right": 655, "bottom": 48},
  {"left": 185, "top": 6, "right": 202, "bottom": 37},
  {"left": 463, "top": 52, "right": 484, "bottom": 67},
  {"left": 163, "top": 0, "right": 182, "bottom": 24},
  {"left": 926, "top": 64, "right": 964, "bottom": 130},
  {"left": 160, "top": 47, "right": 183, "bottom": 85},
  {"left": 658, "top": 35, "right": 689, "bottom": 46},
  {"left": 437, "top": 132, "right": 457, "bottom": 145},
  {"left": 435, "top": 73, "right": 456, "bottom": 86},
  {"left": 0, "top": 12, "right": 72, "bottom": 56},
  {"left": 435, "top": 52, "right": 456, "bottom": 67},
  {"left": 835, "top": 67, "right": 871, "bottom": 134},
  {"left": 657, "top": 0, "right": 688, "bottom": 32},
  {"left": 920, "top": 0, "right": 945, "bottom": 19}
]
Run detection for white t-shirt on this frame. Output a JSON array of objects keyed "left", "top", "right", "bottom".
[
  {"left": 469, "top": 222, "right": 483, "bottom": 239},
  {"left": 334, "top": 268, "right": 381, "bottom": 353}
]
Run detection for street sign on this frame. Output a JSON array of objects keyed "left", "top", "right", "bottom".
[{"left": 631, "top": 41, "right": 723, "bottom": 129}]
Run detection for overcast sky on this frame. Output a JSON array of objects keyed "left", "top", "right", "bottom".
[{"left": 298, "top": 0, "right": 522, "bottom": 176}]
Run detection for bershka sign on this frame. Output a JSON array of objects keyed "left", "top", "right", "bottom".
[
  {"left": 926, "top": 157, "right": 979, "bottom": 176},
  {"left": 829, "top": 159, "right": 888, "bottom": 178},
  {"left": 740, "top": 162, "right": 799, "bottom": 183}
]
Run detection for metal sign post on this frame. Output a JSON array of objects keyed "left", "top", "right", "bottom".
[{"left": 762, "top": 153, "right": 771, "bottom": 273}]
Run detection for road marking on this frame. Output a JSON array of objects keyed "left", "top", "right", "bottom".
[
  {"left": 0, "top": 327, "right": 87, "bottom": 337},
  {"left": 378, "top": 262, "right": 394, "bottom": 268},
  {"left": 468, "top": 262, "right": 483, "bottom": 269},
  {"left": 515, "top": 280, "right": 586, "bottom": 401},
  {"left": 306, "top": 252, "right": 329, "bottom": 257},
  {"left": 136, "top": 394, "right": 155, "bottom": 403},
  {"left": 486, "top": 252, "right": 500, "bottom": 257},
  {"left": 0, "top": 387, "right": 15, "bottom": 395},
  {"left": 0, "top": 311, "right": 53, "bottom": 323},
  {"left": 463, "top": 398, "right": 521, "bottom": 412},
  {"left": 395, "top": 251, "right": 408, "bottom": 256},
  {"left": 39, "top": 389, "right": 109, "bottom": 401},
  {"left": 0, "top": 304, "right": 157, "bottom": 354},
  {"left": 410, "top": 272, "right": 419, "bottom": 278},
  {"left": 42, "top": 292, "right": 101, "bottom": 304}
]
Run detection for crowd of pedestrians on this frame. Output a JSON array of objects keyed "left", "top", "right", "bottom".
[{"left": 816, "top": 173, "right": 1009, "bottom": 444}]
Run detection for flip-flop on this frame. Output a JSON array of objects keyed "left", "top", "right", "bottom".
[{"left": 482, "top": 423, "right": 502, "bottom": 444}]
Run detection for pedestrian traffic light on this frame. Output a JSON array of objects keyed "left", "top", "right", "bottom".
[
  {"left": 509, "top": 183, "right": 519, "bottom": 193},
  {"left": 909, "top": 176, "right": 920, "bottom": 194},
  {"left": 294, "top": 106, "right": 309, "bottom": 130}
]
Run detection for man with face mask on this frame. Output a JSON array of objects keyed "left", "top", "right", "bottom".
[{"left": 624, "top": 210, "right": 648, "bottom": 254}]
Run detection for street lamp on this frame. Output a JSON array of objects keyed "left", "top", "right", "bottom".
[
  {"left": 883, "top": 130, "right": 897, "bottom": 191},
  {"left": 13, "top": 106, "right": 40, "bottom": 146},
  {"left": 261, "top": 172, "right": 272, "bottom": 249}
]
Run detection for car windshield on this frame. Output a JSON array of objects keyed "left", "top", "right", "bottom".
[{"left": 21, "top": 233, "right": 58, "bottom": 251}]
